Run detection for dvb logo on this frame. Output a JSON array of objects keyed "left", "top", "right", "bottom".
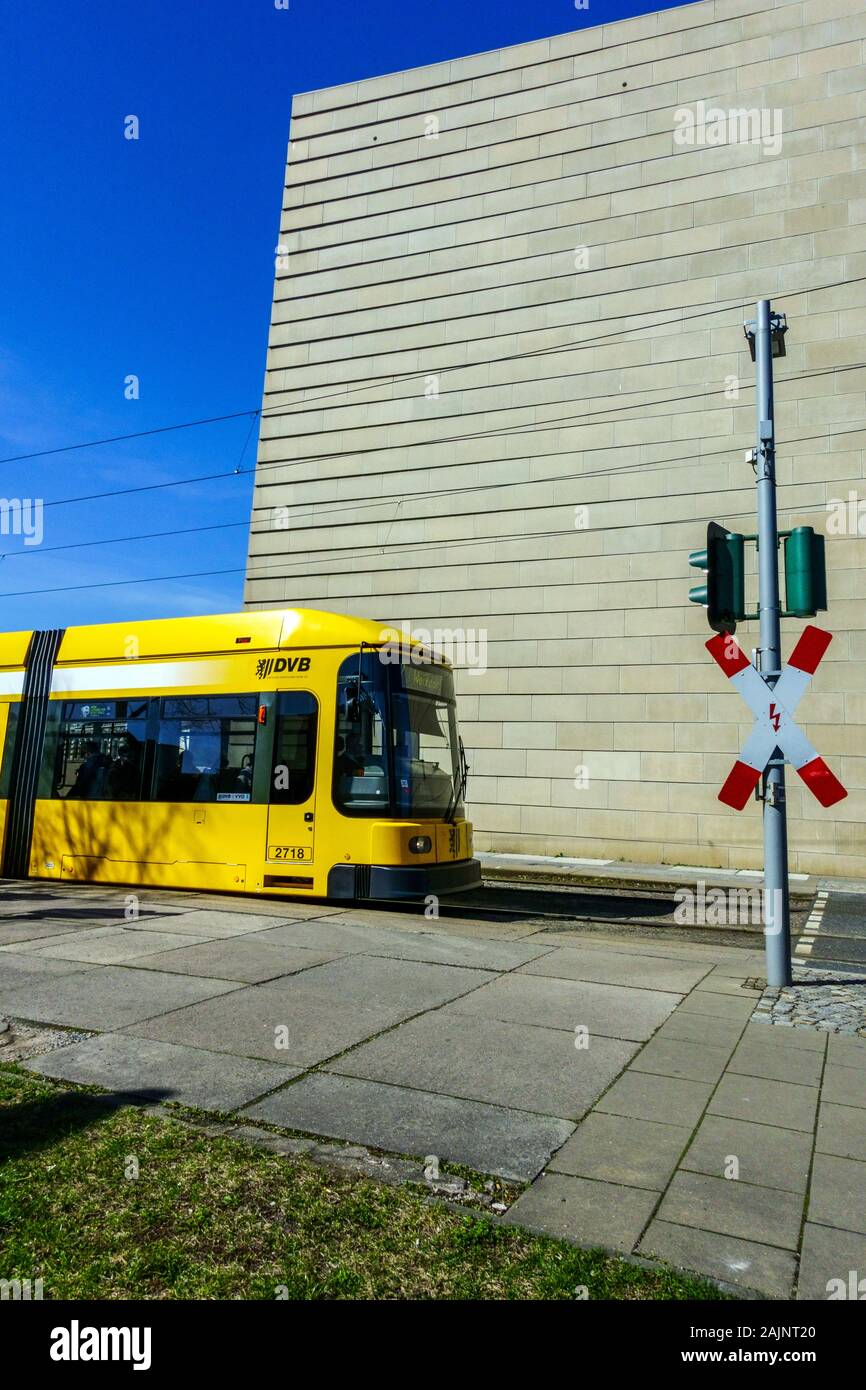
[{"left": 256, "top": 656, "right": 311, "bottom": 679}]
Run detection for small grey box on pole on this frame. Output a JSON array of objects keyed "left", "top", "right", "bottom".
[{"left": 749, "top": 299, "right": 792, "bottom": 988}]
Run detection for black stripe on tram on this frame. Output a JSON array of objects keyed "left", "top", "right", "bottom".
[{"left": 2, "top": 629, "right": 65, "bottom": 879}]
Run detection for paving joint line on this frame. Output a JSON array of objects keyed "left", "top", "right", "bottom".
[
  {"left": 618, "top": 992, "right": 756, "bottom": 1261},
  {"left": 230, "top": 946, "right": 549, "bottom": 1113},
  {"left": 792, "top": 1030, "right": 831, "bottom": 1300}
]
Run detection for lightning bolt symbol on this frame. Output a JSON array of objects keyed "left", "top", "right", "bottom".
[{"left": 769, "top": 703, "right": 782, "bottom": 733}]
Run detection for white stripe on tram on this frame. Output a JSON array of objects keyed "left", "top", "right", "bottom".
[{"left": 50, "top": 660, "right": 234, "bottom": 694}]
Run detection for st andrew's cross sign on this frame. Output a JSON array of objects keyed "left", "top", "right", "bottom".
[{"left": 706, "top": 624, "right": 847, "bottom": 811}]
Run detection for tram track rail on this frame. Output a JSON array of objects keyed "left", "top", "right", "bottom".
[{"left": 437, "top": 878, "right": 817, "bottom": 955}]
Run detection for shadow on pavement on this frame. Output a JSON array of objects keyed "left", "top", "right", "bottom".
[
  {"left": 4, "top": 908, "right": 172, "bottom": 924},
  {"left": 448, "top": 885, "right": 677, "bottom": 921},
  {"left": 0, "top": 1084, "right": 172, "bottom": 1163}
]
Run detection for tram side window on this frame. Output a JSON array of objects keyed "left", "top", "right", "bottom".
[
  {"left": 155, "top": 695, "right": 258, "bottom": 803},
  {"left": 271, "top": 692, "right": 318, "bottom": 805},
  {"left": 0, "top": 711, "right": 19, "bottom": 800},
  {"left": 0, "top": 705, "right": 20, "bottom": 799},
  {"left": 53, "top": 701, "right": 149, "bottom": 801}
]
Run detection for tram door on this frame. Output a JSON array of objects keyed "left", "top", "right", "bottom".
[{"left": 265, "top": 691, "right": 319, "bottom": 873}]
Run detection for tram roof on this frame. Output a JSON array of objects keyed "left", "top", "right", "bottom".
[{"left": 0, "top": 609, "right": 439, "bottom": 667}]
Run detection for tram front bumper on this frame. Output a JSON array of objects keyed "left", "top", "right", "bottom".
[{"left": 327, "top": 858, "right": 482, "bottom": 901}]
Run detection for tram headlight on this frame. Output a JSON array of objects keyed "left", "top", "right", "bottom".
[{"left": 408, "top": 835, "right": 432, "bottom": 854}]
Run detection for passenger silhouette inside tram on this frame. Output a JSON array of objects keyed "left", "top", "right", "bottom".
[
  {"left": 106, "top": 733, "right": 143, "bottom": 800},
  {"left": 68, "top": 740, "right": 110, "bottom": 799}
]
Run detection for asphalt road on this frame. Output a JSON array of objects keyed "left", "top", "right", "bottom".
[{"left": 803, "top": 892, "right": 866, "bottom": 975}]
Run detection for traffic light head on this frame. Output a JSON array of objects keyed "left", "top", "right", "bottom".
[
  {"left": 784, "top": 526, "right": 827, "bottom": 618},
  {"left": 689, "top": 521, "right": 745, "bottom": 634}
]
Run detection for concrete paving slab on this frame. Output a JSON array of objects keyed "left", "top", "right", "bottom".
[
  {"left": 807, "top": 1153, "right": 866, "bottom": 1236},
  {"left": 0, "top": 893, "right": 172, "bottom": 919},
  {"left": 678, "top": 992, "right": 758, "bottom": 1021},
  {"left": 740, "top": 1020, "right": 827, "bottom": 1051},
  {"left": 595, "top": 1071, "right": 714, "bottom": 1128},
  {"left": 0, "top": 929, "right": 114, "bottom": 955},
  {"left": 4, "top": 927, "right": 215, "bottom": 965},
  {"left": 816, "top": 1101, "right": 866, "bottom": 1163},
  {"left": 352, "top": 931, "right": 556, "bottom": 971},
  {"left": 125, "top": 909, "right": 322, "bottom": 938},
  {"left": 25, "top": 1032, "right": 293, "bottom": 1111},
  {"left": 104, "top": 917, "right": 260, "bottom": 940},
  {"left": 693, "top": 975, "right": 762, "bottom": 997},
  {"left": 0, "top": 921, "right": 82, "bottom": 947},
  {"left": 132, "top": 895, "right": 344, "bottom": 920},
  {"left": 656, "top": 1170, "right": 803, "bottom": 1250},
  {"left": 639, "top": 1218, "right": 796, "bottom": 1299},
  {"left": 528, "top": 932, "right": 754, "bottom": 965},
  {"left": 309, "top": 906, "right": 443, "bottom": 932},
  {"left": 277, "top": 953, "right": 493, "bottom": 1014},
  {"left": 629, "top": 1036, "right": 734, "bottom": 1084},
  {"left": 0, "top": 906, "right": 187, "bottom": 931},
  {"left": 126, "top": 985, "right": 395, "bottom": 1067},
  {"left": 327, "top": 1010, "right": 637, "bottom": 1120},
  {"left": 0, "top": 956, "right": 100, "bottom": 1022},
  {"left": 548, "top": 1112, "right": 690, "bottom": 1189},
  {"left": 707, "top": 956, "right": 769, "bottom": 977},
  {"left": 109, "top": 894, "right": 228, "bottom": 913},
  {"left": 123, "top": 939, "right": 341, "bottom": 983},
  {"left": 232, "top": 900, "right": 346, "bottom": 919},
  {"left": 502, "top": 1172, "right": 659, "bottom": 1253},
  {"left": 243, "top": 1072, "right": 573, "bottom": 1181},
  {"left": 797, "top": 1222, "right": 866, "bottom": 1300},
  {"left": 445, "top": 972, "right": 680, "bottom": 1042},
  {"left": 517, "top": 946, "right": 711, "bottom": 994},
  {"left": 367, "top": 902, "right": 541, "bottom": 940},
  {"left": 240, "top": 918, "right": 409, "bottom": 955},
  {"left": 312, "top": 906, "right": 466, "bottom": 934},
  {"left": 709, "top": 1073, "right": 819, "bottom": 1133},
  {"left": 0, "top": 881, "right": 104, "bottom": 899},
  {"left": 414, "top": 916, "right": 543, "bottom": 941},
  {"left": 822, "top": 1066, "right": 866, "bottom": 1109},
  {"left": 652, "top": 1011, "right": 748, "bottom": 1048},
  {"left": 681, "top": 1115, "right": 813, "bottom": 1194},
  {"left": 0, "top": 951, "right": 99, "bottom": 986},
  {"left": 248, "top": 920, "right": 553, "bottom": 971},
  {"left": 128, "top": 956, "right": 492, "bottom": 1067},
  {"left": 728, "top": 1038, "right": 825, "bottom": 1087},
  {"left": 0, "top": 963, "right": 241, "bottom": 1031},
  {"left": 826, "top": 1033, "right": 866, "bottom": 1068}
]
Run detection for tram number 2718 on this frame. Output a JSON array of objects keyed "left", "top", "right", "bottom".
[{"left": 267, "top": 846, "right": 312, "bottom": 862}]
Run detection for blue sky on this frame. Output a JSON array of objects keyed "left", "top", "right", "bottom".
[{"left": 0, "top": 0, "right": 691, "bottom": 632}]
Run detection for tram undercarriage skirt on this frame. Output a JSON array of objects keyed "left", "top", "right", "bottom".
[{"left": 327, "top": 858, "right": 482, "bottom": 900}]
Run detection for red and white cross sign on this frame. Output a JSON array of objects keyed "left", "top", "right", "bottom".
[{"left": 707, "top": 625, "right": 847, "bottom": 811}]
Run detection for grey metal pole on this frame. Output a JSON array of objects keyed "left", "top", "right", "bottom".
[{"left": 754, "top": 299, "right": 792, "bottom": 987}]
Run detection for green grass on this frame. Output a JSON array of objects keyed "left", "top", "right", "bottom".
[{"left": 0, "top": 1064, "right": 722, "bottom": 1301}]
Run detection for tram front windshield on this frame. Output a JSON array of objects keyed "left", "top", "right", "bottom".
[
  {"left": 333, "top": 652, "right": 463, "bottom": 819},
  {"left": 391, "top": 666, "right": 461, "bottom": 818}
]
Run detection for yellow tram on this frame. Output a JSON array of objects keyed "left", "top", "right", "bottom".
[{"left": 0, "top": 609, "right": 480, "bottom": 901}]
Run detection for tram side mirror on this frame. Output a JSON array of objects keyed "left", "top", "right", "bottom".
[{"left": 343, "top": 673, "right": 376, "bottom": 726}]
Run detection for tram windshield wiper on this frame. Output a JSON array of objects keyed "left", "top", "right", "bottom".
[{"left": 445, "top": 738, "right": 469, "bottom": 824}]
